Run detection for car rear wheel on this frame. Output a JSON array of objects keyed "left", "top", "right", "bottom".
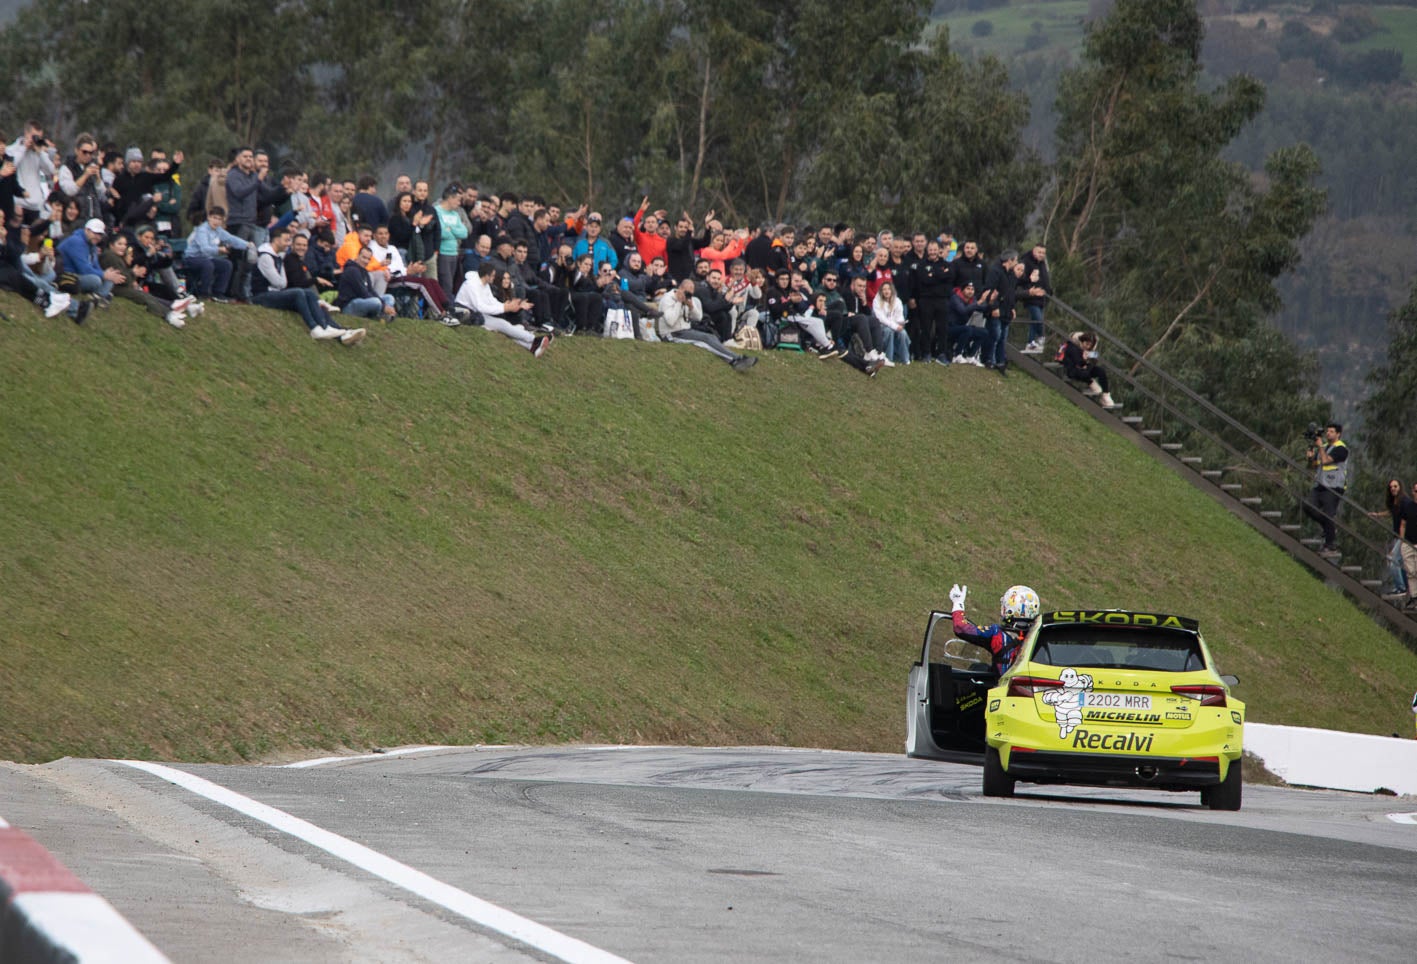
[
  {"left": 1202, "top": 758, "right": 1242, "bottom": 811},
  {"left": 982, "top": 747, "right": 1015, "bottom": 798}
]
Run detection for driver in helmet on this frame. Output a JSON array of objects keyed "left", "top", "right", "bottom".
[{"left": 948, "top": 583, "right": 1040, "bottom": 675}]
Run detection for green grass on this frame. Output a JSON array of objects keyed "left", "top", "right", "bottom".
[
  {"left": 1345, "top": 6, "right": 1417, "bottom": 72},
  {"left": 1, "top": 291, "right": 1414, "bottom": 764},
  {"left": 933, "top": 1, "right": 1091, "bottom": 57}
]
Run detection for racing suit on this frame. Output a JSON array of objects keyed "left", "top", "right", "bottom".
[{"left": 952, "top": 611, "right": 1024, "bottom": 676}]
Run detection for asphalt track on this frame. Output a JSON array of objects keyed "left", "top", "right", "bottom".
[{"left": 3, "top": 746, "right": 1415, "bottom": 962}]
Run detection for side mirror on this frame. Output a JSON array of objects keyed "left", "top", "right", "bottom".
[{"left": 1220, "top": 674, "right": 1239, "bottom": 688}]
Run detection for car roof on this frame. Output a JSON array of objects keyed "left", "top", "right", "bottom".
[{"left": 1040, "top": 610, "right": 1200, "bottom": 632}]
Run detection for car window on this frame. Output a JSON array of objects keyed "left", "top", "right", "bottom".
[{"left": 1030, "top": 626, "right": 1205, "bottom": 673}]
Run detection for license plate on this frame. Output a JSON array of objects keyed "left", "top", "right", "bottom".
[{"left": 1084, "top": 693, "right": 1152, "bottom": 710}]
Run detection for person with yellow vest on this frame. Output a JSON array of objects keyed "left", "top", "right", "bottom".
[{"left": 1302, "top": 421, "right": 1349, "bottom": 556}]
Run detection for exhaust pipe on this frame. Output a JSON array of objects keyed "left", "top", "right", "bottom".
[{"left": 1135, "top": 765, "right": 1159, "bottom": 782}]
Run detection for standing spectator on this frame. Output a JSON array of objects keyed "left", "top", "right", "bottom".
[
  {"left": 866, "top": 247, "right": 893, "bottom": 302},
  {"left": 56, "top": 133, "right": 108, "bottom": 227},
  {"left": 1019, "top": 243, "right": 1051, "bottom": 354},
  {"left": 1398, "top": 483, "right": 1417, "bottom": 608},
  {"left": 224, "top": 147, "right": 274, "bottom": 299},
  {"left": 6, "top": 121, "right": 58, "bottom": 225},
  {"left": 1061, "top": 331, "right": 1117, "bottom": 409},
  {"left": 351, "top": 174, "right": 389, "bottom": 230},
  {"left": 631, "top": 197, "right": 667, "bottom": 267},
  {"left": 981, "top": 250, "right": 1020, "bottom": 372},
  {"left": 1371, "top": 479, "right": 1412, "bottom": 600},
  {"left": 915, "top": 240, "right": 952, "bottom": 364},
  {"left": 434, "top": 185, "right": 469, "bottom": 294},
  {"left": 664, "top": 213, "right": 701, "bottom": 282},
  {"left": 1302, "top": 422, "right": 1349, "bottom": 556},
  {"left": 951, "top": 239, "right": 986, "bottom": 293}
]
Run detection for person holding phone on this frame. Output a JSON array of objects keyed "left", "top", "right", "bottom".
[{"left": 1060, "top": 331, "right": 1117, "bottom": 409}]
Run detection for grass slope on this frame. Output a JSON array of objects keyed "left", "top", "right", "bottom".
[{"left": 2, "top": 292, "right": 1413, "bottom": 764}]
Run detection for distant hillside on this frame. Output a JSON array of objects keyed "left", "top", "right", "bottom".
[{"left": 2, "top": 292, "right": 1413, "bottom": 764}]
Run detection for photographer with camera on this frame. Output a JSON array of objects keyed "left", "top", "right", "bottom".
[
  {"left": 5, "top": 122, "right": 58, "bottom": 226},
  {"left": 56, "top": 133, "right": 110, "bottom": 228},
  {"left": 1301, "top": 421, "right": 1349, "bottom": 557}
]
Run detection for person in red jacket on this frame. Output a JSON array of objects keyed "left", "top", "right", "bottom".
[{"left": 631, "top": 195, "right": 668, "bottom": 266}]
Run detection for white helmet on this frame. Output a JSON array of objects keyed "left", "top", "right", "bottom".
[{"left": 1000, "top": 585, "right": 1040, "bottom": 625}]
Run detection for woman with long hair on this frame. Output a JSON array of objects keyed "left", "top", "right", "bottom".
[{"left": 872, "top": 280, "right": 910, "bottom": 365}]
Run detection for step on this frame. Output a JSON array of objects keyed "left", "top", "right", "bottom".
[
  {"left": 1160, "top": 443, "right": 1183, "bottom": 451},
  {"left": 1219, "top": 483, "right": 1243, "bottom": 492},
  {"left": 1341, "top": 566, "right": 1363, "bottom": 575},
  {"left": 1044, "top": 361, "right": 1062, "bottom": 369},
  {"left": 1179, "top": 456, "right": 1203, "bottom": 465},
  {"left": 1279, "top": 524, "right": 1301, "bottom": 532},
  {"left": 1260, "top": 510, "right": 1282, "bottom": 518},
  {"left": 1201, "top": 470, "right": 1223, "bottom": 479},
  {"left": 1362, "top": 580, "right": 1382, "bottom": 589},
  {"left": 1239, "top": 497, "right": 1262, "bottom": 505},
  {"left": 1121, "top": 416, "right": 1143, "bottom": 425},
  {"left": 1141, "top": 429, "right": 1163, "bottom": 438},
  {"left": 1301, "top": 538, "right": 1323, "bottom": 547}
]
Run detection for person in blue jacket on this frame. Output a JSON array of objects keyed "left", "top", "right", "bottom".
[
  {"left": 571, "top": 213, "right": 618, "bottom": 274},
  {"left": 57, "top": 218, "right": 125, "bottom": 323},
  {"left": 948, "top": 584, "right": 1040, "bottom": 675}
]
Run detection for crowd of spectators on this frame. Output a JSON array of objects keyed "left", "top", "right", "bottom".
[{"left": 4, "top": 127, "right": 1070, "bottom": 373}]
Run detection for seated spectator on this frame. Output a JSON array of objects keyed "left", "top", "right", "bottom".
[
  {"left": 336, "top": 245, "right": 397, "bottom": 321},
  {"left": 813, "top": 292, "right": 884, "bottom": 377},
  {"left": 0, "top": 220, "right": 71, "bottom": 317},
  {"left": 872, "top": 281, "right": 910, "bottom": 366},
  {"left": 253, "top": 227, "right": 364, "bottom": 344},
  {"left": 538, "top": 242, "right": 576, "bottom": 331},
  {"left": 453, "top": 261, "right": 552, "bottom": 357},
  {"left": 839, "top": 274, "right": 890, "bottom": 366},
  {"left": 99, "top": 233, "right": 194, "bottom": 328},
  {"left": 945, "top": 280, "right": 989, "bottom": 366},
  {"left": 57, "top": 217, "right": 124, "bottom": 322},
  {"left": 568, "top": 253, "right": 605, "bottom": 334},
  {"left": 182, "top": 206, "right": 247, "bottom": 300},
  {"left": 133, "top": 224, "right": 188, "bottom": 304},
  {"left": 304, "top": 226, "right": 339, "bottom": 293},
  {"left": 655, "top": 278, "right": 756, "bottom": 371},
  {"left": 1061, "top": 331, "right": 1117, "bottom": 408},
  {"left": 370, "top": 223, "right": 450, "bottom": 319},
  {"left": 765, "top": 269, "right": 837, "bottom": 356},
  {"left": 283, "top": 233, "right": 341, "bottom": 321},
  {"left": 337, "top": 223, "right": 388, "bottom": 289}
]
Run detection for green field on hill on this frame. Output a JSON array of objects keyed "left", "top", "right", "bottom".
[{"left": 1, "top": 292, "right": 1413, "bottom": 764}]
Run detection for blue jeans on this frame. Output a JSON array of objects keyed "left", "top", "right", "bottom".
[
  {"left": 879, "top": 326, "right": 911, "bottom": 364},
  {"left": 184, "top": 255, "right": 233, "bottom": 298},
  {"left": 253, "top": 288, "right": 328, "bottom": 331},
  {"left": 342, "top": 294, "right": 393, "bottom": 319},
  {"left": 948, "top": 322, "right": 984, "bottom": 359},
  {"left": 65, "top": 273, "right": 113, "bottom": 316},
  {"left": 987, "top": 317, "right": 1010, "bottom": 367},
  {"left": 1026, "top": 303, "right": 1045, "bottom": 343}
]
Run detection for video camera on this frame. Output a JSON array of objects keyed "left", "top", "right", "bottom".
[{"left": 1304, "top": 421, "right": 1323, "bottom": 444}]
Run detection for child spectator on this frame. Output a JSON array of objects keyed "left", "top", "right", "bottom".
[{"left": 1061, "top": 331, "right": 1117, "bottom": 409}]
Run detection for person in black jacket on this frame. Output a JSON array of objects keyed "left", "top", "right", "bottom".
[
  {"left": 980, "top": 250, "right": 1020, "bottom": 372},
  {"left": 1019, "top": 243, "right": 1052, "bottom": 354},
  {"left": 914, "top": 240, "right": 953, "bottom": 364},
  {"left": 1061, "top": 331, "right": 1116, "bottom": 408},
  {"left": 949, "top": 239, "right": 986, "bottom": 293}
]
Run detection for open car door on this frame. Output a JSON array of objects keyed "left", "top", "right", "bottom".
[{"left": 906, "top": 610, "right": 997, "bottom": 760}]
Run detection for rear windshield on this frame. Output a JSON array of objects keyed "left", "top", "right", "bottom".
[{"left": 1030, "top": 626, "right": 1206, "bottom": 673}]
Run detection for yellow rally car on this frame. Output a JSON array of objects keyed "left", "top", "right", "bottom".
[{"left": 908, "top": 609, "right": 1245, "bottom": 810}]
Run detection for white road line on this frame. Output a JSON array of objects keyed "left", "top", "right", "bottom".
[
  {"left": 116, "top": 760, "right": 633, "bottom": 964},
  {"left": 282, "top": 745, "right": 458, "bottom": 769},
  {"left": 1386, "top": 812, "right": 1417, "bottom": 825}
]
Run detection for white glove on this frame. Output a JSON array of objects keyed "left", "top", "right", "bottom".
[{"left": 949, "top": 584, "right": 967, "bottom": 612}]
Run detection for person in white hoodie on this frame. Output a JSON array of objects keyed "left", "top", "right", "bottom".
[
  {"left": 5, "top": 122, "right": 58, "bottom": 223},
  {"left": 454, "top": 262, "right": 551, "bottom": 357},
  {"left": 655, "top": 278, "right": 756, "bottom": 371},
  {"left": 251, "top": 227, "right": 365, "bottom": 345}
]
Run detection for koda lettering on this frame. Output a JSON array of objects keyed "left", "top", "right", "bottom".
[
  {"left": 1049, "top": 611, "right": 1192, "bottom": 630},
  {"left": 1082, "top": 710, "right": 1164, "bottom": 724},
  {"left": 1070, "top": 729, "right": 1155, "bottom": 752}
]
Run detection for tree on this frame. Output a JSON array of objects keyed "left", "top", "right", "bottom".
[{"left": 1358, "top": 284, "right": 1417, "bottom": 479}]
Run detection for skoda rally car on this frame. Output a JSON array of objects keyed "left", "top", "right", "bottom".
[{"left": 907, "top": 609, "right": 1244, "bottom": 810}]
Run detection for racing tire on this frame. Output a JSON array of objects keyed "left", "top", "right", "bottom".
[
  {"left": 982, "top": 747, "right": 1015, "bottom": 798},
  {"left": 1202, "top": 758, "right": 1242, "bottom": 811}
]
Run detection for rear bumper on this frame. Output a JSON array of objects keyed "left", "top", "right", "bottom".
[{"left": 1003, "top": 748, "right": 1222, "bottom": 790}]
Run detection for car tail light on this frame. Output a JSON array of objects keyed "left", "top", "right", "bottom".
[
  {"left": 1008, "top": 675, "right": 1063, "bottom": 698},
  {"left": 1171, "top": 684, "right": 1227, "bottom": 707}
]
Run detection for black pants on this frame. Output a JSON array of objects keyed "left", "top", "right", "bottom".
[
  {"left": 704, "top": 308, "right": 733, "bottom": 341},
  {"left": 1303, "top": 485, "right": 1343, "bottom": 547},
  {"left": 570, "top": 290, "right": 604, "bottom": 333},
  {"left": 917, "top": 297, "right": 949, "bottom": 359},
  {"left": 0, "top": 264, "right": 39, "bottom": 302},
  {"left": 1066, "top": 363, "right": 1108, "bottom": 392}
]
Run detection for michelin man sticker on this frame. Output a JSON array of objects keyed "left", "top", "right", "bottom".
[{"left": 1041, "top": 668, "right": 1094, "bottom": 738}]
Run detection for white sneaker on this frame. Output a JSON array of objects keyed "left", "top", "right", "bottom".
[
  {"left": 323, "top": 303, "right": 341, "bottom": 313},
  {"left": 968, "top": 354, "right": 985, "bottom": 367},
  {"left": 340, "top": 327, "right": 366, "bottom": 345},
  {"left": 1099, "top": 392, "right": 1117, "bottom": 409},
  {"left": 311, "top": 325, "right": 343, "bottom": 340},
  {"left": 165, "top": 310, "right": 187, "bottom": 328},
  {"left": 170, "top": 295, "right": 194, "bottom": 314},
  {"left": 951, "top": 355, "right": 967, "bottom": 365},
  {"left": 44, "top": 292, "right": 71, "bottom": 318},
  {"left": 881, "top": 357, "right": 896, "bottom": 367},
  {"left": 1020, "top": 340, "right": 1043, "bottom": 354},
  {"left": 185, "top": 300, "right": 205, "bottom": 317},
  {"left": 1082, "top": 379, "right": 1103, "bottom": 397}
]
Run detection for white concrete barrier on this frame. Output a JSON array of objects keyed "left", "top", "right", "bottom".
[{"left": 1246, "top": 723, "right": 1417, "bottom": 795}]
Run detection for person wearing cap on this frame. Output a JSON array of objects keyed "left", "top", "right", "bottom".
[
  {"left": 571, "top": 213, "right": 618, "bottom": 274},
  {"left": 113, "top": 146, "right": 182, "bottom": 230},
  {"left": 944, "top": 279, "right": 990, "bottom": 365},
  {"left": 57, "top": 217, "right": 124, "bottom": 321}
]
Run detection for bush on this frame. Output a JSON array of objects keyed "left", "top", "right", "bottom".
[{"left": 972, "top": 19, "right": 994, "bottom": 37}]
